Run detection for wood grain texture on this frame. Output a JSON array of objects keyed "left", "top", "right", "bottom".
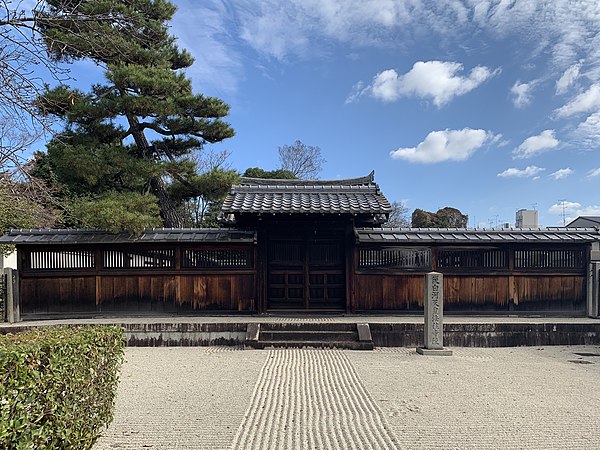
[{"left": 353, "top": 273, "right": 585, "bottom": 313}]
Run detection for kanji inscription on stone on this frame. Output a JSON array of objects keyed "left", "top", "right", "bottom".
[{"left": 424, "top": 271, "right": 443, "bottom": 350}]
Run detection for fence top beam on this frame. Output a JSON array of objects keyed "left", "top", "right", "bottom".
[
  {"left": 356, "top": 227, "right": 600, "bottom": 244},
  {"left": 0, "top": 228, "right": 257, "bottom": 246}
]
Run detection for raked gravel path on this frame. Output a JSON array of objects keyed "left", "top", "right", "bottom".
[
  {"left": 94, "top": 345, "right": 600, "bottom": 450},
  {"left": 231, "top": 349, "right": 398, "bottom": 449}
]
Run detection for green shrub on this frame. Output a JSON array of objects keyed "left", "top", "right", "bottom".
[{"left": 0, "top": 326, "right": 125, "bottom": 449}]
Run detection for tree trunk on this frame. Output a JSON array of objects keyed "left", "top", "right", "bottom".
[
  {"left": 149, "top": 176, "right": 182, "bottom": 227},
  {"left": 126, "top": 114, "right": 183, "bottom": 227}
]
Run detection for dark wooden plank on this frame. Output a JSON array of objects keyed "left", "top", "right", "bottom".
[{"left": 194, "top": 277, "right": 207, "bottom": 309}]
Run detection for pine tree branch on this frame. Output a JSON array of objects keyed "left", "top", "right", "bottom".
[{"left": 138, "top": 121, "right": 173, "bottom": 136}]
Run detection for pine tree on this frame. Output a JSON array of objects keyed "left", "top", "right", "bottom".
[{"left": 35, "top": 0, "right": 234, "bottom": 229}]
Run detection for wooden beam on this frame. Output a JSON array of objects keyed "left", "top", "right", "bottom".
[
  {"left": 345, "top": 221, "right": 354, "bottom": 313},
  {"left": 94, "top": 248, "right": 102, "bottom": 307},
  {"left": 508, "top": 246, "right": 518, "bottom": 305}
]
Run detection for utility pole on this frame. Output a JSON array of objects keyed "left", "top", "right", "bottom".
[{"left": 558, "top": 199, "right": 567, "bottom": 226}]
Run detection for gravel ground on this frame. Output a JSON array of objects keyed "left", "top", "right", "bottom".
[
  {"left": 94, "top": 345, "right": 600, "bottom": 450},
  {"left": 94, "top": 347, "right": 265, "bottom": 450},
  {"left": 352, "top": 346, "right": 600, "bottom": 449}
]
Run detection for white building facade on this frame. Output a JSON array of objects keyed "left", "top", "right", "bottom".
[{"left": 516, "top": 209, "right": 538, "bottom": 228}]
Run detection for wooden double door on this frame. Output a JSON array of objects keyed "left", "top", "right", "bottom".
[{"left": 267, "top": 230, "right": 346, "bottom": 310}]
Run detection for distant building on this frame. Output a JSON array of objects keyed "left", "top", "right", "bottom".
[
  {"left": 515, "top": 209, "right": 538, "bottom": 228},
  {"left": 566, "top": 216, "right": 600, "bottom": 228},
  {"left": 501, "top": 222, "right": 510, "bottom": 229}
]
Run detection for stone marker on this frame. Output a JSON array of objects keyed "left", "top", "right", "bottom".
[
  {"left": 245, "top": 323, "right": 260, "bottom": 348},
  {"left": 356, "top": 323, "right": 372, "bottom": 342},
  {"left": 417, "top": 271, "right": 452, "bottom": 356}
]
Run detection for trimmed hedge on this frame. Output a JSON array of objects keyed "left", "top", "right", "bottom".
[{"left": 0, "top": 326, "right": 125, "bottom": 449}]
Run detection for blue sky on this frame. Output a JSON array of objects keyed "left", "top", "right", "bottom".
[{"left": 72, "top": 1, "right": 600, "bottom": 227}]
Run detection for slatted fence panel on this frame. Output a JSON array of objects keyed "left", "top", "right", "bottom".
[
  {"left": 104, "top": 249, "right": 175, "bottom": 269},
  {"left": 438, "top": 249, "right": 507, "bottom": 269},
  {"left": 358, "top": 248, "right": 431, "bottom": 270},
  {"left": 514, "top": 249, "right": 585, "bottom": 270},
  {"left": 183, "top": 248, "right": 253, "bottom": 269},
  {"left": 29, "top": 250, "right": 94, "bottom": 269}
]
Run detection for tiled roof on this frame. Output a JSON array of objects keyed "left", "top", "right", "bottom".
[
  {"left": 356, "top": 227, "right": 600, "bottom": 244},
  {"left": 566, "top": 216, "right": 600, "bottom": 228},
  {"left": 0, "top": 228, "right": 256, "bottom": 245},
  {"left": 220, "top": 172, "right": 391, "bottom": 216},
  {"left": 236, "top": 172, "right": 376, "bottom": 187}
]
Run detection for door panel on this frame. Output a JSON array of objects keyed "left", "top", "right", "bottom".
[
  {"left": 268, "top": 271, "right": 305, "bottom": 309},
  {"left": 267, "top": 232, "right": 345, "bottom": 310}
]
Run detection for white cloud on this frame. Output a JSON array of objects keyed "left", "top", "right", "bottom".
[
  {"left": 555, "top": 63, "right": 582, "bottom": 94},
  {"left": 236, "top": 0, "right": 474, "bottom": 58},
  {"left": 574, "top": 112, "right": 600, "bottom": 148},
  {"left": 549, "top": 168, "right": 573, "bottom": 180},
  {"left": 549, "top": 201, "right": 600, "bottom": 224},
  {"left": 511, "top": 81, "right": 535, "bottom": 108},
  {"left": 512, "top": 130, "right": 559, "bottom": 159},
  {"left": 176, "top": 1, "right": 600, "bottom": 98},
  {"left": 578, "top": 206, "right": 600, "bottom": 215},
  {"left": 588, "top": 168, "right": 600, "bottom": 177},
  {"left": 345, "top": 81, "right": 366, "bottom": 104},
  {"left": 364, "top": 61, "right": 498, "bottom": 107},
  {"left": 230, "top": 1, "right": 600, "bottom": 75},
  {"left": 370, "top": 69, "right": 403, "bottom": 102},
  {"left": 555, "top": 84, "right": 600, "bottom": 118},
  {"left": 390, "top": 128, "right": 497, "bottom": 164},
  {"left": 170, "top": 0, "right": 244, "bottom": 95},
  {"left": 170, "top": 1, "right": 600, "bottom": 99},
  {"left": 239, "top": 3, "right": 311, "bottom": 60},
  {"left": 497, "top": 166, "right": 545, "bottom": 178},
  {"left": 548, "top": 201, "right": 581, "bottom": 215}
]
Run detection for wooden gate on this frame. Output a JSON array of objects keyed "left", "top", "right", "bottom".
[{"left": 267, "top": 232, "right": 345, "bottom": 310}]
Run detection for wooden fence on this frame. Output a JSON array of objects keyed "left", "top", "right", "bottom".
[
  {"left": 14, "top": 241, "right": 592, "bottom": 316},
  {"left": 353, "top": 245, "right": 587, "bottom": 314},
  {"left": 18, "top": 244, "right": 257, "bottom": 315}
]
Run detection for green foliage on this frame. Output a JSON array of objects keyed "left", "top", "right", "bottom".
[
  {"left": 411, "top": 209, "right": 431, "bottom": 228},
  {"left": 36, "top": 0, "right": 235, "bottom": 228},
  {"left": 411, "top": 207, "right": 468, "bottom": 228},
  {"left": 242, "top": 167, "right": 297, "bottom": 179},
  {"left": 41, "top": 0, "right": 181, "bottom": 66},
  {"left": 37, "top": 138, "right": 154, "bottom": 196},
  {"left": 170, "top": 168, "right": 240, "bottom": 227},
  {"left": 435, "top": 207, "right": 469, "bottom": 227},
  {"left": 170, "top": 169, "right": 239, "bottom": 203},
  {"left": 0, "top": 326, "right": 125, "bottom": 450},
  {"left": 70, "top": 191, "right": 162, "bottom": 236}
]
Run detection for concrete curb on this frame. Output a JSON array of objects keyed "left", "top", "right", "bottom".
[{"left": 2, "top": 320, "right": 600, "bottom": 347}]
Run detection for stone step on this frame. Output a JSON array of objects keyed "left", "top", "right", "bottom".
[
  {"left": 260, "top": 323, "right": 358, "bottom": 332},
  {"left": 245, "top": 323, "right": 374, "bottom": 351},
  {"left": 252, "top": 340, "right": 374, "bottom": 350},
  {"left": 259, "top": 330, "right": 358, "bottom": 342}
]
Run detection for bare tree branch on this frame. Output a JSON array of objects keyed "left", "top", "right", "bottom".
[
  {"left": 386, "top": 201, "right": 410, "bottom": 227},
  {"left": 278, "top": 140, "right": 325, "bottom": 179}
]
